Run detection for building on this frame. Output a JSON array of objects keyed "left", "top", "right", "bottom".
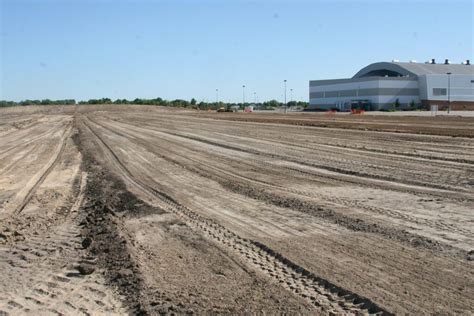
[{"left": 309, "top": 59, "right": 474, "bottom": 111}]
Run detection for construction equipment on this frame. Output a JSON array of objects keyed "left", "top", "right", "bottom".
[{"left": 217, "top": 106, "right": 234, "bottom": 113}]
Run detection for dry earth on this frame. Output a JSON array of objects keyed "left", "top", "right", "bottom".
[{"left": 0, "top": 105, "right": 473, "bottom": 315}]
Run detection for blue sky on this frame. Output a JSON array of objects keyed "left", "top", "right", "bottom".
[{"left": 1, "top": 0, "right": 472, "bottom": 102}]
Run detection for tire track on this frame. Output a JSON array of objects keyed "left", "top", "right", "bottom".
[
  {"left": 12, "top": 124, "right": 72, "bottom": 214},
  {"left": 0, "top": 127, "right": 55, "bottom": 159},
  {"left": 80, "top": 115, "right": 393, "bottom": 315},
  {"left": 97, "top": 116, "right": 473, "bottom": 201},
  {"left": 125, "top": 115, "right": 474, "bottom": 165},
  {"left": 159, "top": 129, "right": 473, "bottom": 197},
  {"left": 0, "top": 144, "right": 40, "bottom": 175},
  {"left": 120, "top": 114, "right": 474, "bottom": 190},
  {"left": 164, "top": 131, "right": 465, "bottom": 192},
  {"left": 88, "top": 116, "right": 470, "bottom": 257},
  {"left": 0, "top": 172, "right": 125, "bottom": 315},
  {"left": 199, "top": 114, "right": 474, "bottom": 138},
  {"left": 97, "top": 115, "right": 465, "bottom": 193}
]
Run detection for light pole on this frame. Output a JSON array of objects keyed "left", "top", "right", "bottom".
[
  {"left": 447, "top": 72, "right": 452, "bottom": 113},
  {"left": 242, "top": 85, "right": 246, "bottom": 105},
  {"left": 290, "top": 88, "right": 293, "bottom": 102},
  {"left": 216, "top": 89, "right": 219, "bottom": 105},
  {"left": 284, "top": 80, "right": 287, "bottom": 113}
]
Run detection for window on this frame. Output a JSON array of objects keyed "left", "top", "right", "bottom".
[{"left": 433, "top": 88, "right": 447, "bottom": 96}]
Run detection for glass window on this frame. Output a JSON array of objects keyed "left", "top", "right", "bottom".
[{"left": 433, "top": 88, "right": 447, "bottom": 96}]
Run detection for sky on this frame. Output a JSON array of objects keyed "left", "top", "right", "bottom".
[{"left": 0, "top": 0, "right": 472, "bottom": 103}]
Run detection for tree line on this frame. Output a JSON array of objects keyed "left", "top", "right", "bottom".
[
  {"left": 0, "top": 99, "right": 76, "bottom": 107},
  {"left": 0, "top": 98, "right": 309, "bottom": 110}
]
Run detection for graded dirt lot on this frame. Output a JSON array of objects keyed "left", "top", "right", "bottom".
[{"left": 0, "top": 105, "right": 473, "bottom": 315}]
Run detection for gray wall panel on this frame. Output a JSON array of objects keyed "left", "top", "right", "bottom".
[
  {"left": 379, "top": 88, "right": 419, "bottom": 95},
  {"left": 340, "top": 90, "right": 357, "bottom": 97},
  {"left": 325, "top": 91, "right": 339, "bottom": 97},
  {"left": 310, "top": 88, "right": 419, "bottom": 98},
  {"left": 310, "top": 76, "right": 417, "bottom": 87}
]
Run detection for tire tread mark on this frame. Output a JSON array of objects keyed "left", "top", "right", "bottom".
[
  {"left": 13, "top": 124, "right": 72, "bottom": 214},
  {"left": 89, "top": 117, "right": 468, "bottom": 258},
  {"left": 81, "top": 115, "right": 393, "bottom": 315}
]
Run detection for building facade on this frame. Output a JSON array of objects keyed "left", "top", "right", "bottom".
[{"left": 309, "top": 60, "right": 474, "bottom": 111}]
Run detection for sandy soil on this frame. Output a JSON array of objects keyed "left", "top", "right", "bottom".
[
  {"left": 0, "top": 105, "right": 473, "bottom": 315},
  {"left": 198, "top": 111, "right": 474, "bottom": 137}
]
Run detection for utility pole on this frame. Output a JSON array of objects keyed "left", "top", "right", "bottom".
[
  {"left": 284, "top": 80, "right": 287, "bottom": 113},
  {"left": 447, "top": 72, "right": 452, "bottom": 113},
  {"left": 254, "top": 92, "right": 256, "bottom": 104},
  {"left": 216, "top": 89, "right": 219, "bottom": 105}
]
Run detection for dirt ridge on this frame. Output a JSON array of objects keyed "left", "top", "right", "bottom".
[
  {"left": 86, "top": 116, "right": 467, "bottom": 258},
  {"left": 78, "top": 115, "right": 396, "bottom": 314}
]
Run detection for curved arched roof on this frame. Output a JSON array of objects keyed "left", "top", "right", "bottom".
[{"left": 353, "top": 61, "right": 474, "bottom": 79}]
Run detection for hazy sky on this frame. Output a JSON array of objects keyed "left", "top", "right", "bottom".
[{"left": 1, "top": 0, "right": 472, "bottom": 102}]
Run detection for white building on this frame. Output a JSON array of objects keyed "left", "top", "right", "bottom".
[{"left": 309, "top": 59, "right": 474, "bottom": 111}]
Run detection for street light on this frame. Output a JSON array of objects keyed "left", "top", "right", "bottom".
[
  {"left": 242, "top": 85, "right": 246, "bottom": 104},
  {"left": 284, "top": 80, "right": 287, "bottom": 113},
  {"left": 447, "top": 72, "right": 452, "bottom": 113}
]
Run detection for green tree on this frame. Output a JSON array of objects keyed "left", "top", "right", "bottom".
[
  {"left": 287, "top": 101, "right": 297, "bottom": 108},
  {"left": 264, "top": 99, "right": 280, "bottom": 109}
]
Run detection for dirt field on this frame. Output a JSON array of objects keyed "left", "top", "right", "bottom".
[{"left": 0, "top": 105, "right": 473, "bottom": 315}]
